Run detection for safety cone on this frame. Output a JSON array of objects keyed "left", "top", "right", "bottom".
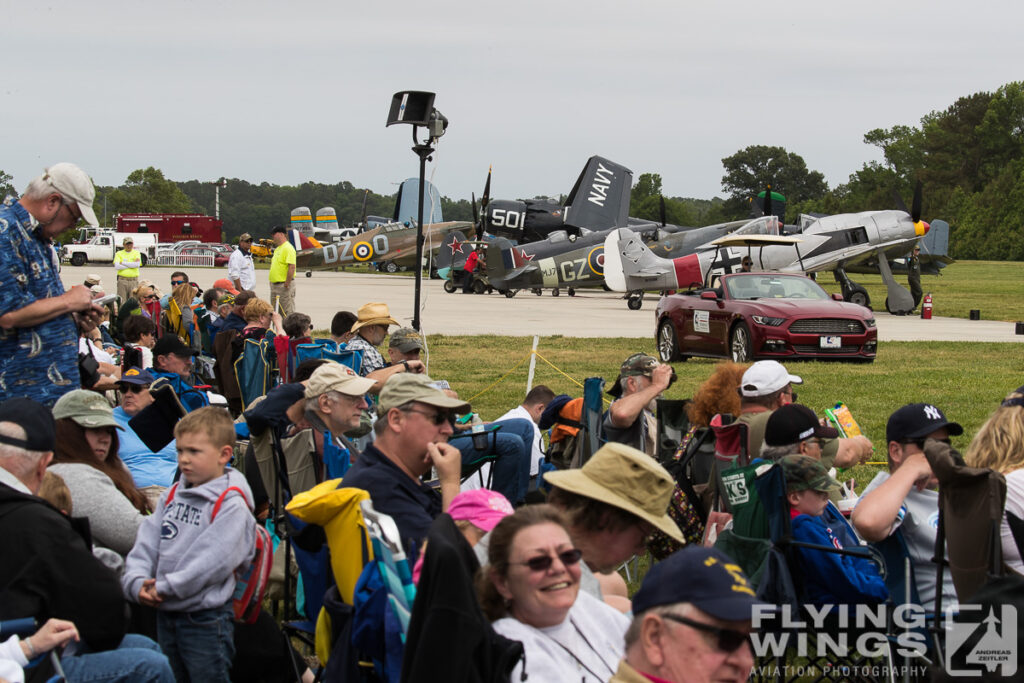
[{"left": 921, "top": 293, "right": 932, "bottom": 319}]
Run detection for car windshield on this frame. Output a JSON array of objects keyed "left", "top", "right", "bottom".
[{"left": 725, "top": 274, "right": 829, "bottom": 300}]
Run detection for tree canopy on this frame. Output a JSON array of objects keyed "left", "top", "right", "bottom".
[{"left": 720, "top": 145, "right": 828, "bottom": 220}]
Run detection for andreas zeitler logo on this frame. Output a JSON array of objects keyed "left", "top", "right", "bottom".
[{"left": 750, "top": 604, "right": 1017, "bottom": 679}]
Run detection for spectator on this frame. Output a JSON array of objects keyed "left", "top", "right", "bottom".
[
  {"left": 603, "top": 353, "right": 675, "bottom": 456},
  {"left": 0, "top": 618, "right": 79, "bottom": 683},
  {"left": 346, "top": 303, "right": 426, "bottom": 393},
  {"left": 781, "top": 455, "right": 887, "bottom": 605},
  {"left": 240, "top": 298, "right": 284, "bottom": 343},
  {"left": 275, "top": 311, "right": 314, "bottom": 382},
  {"left": 159, "top": 272, "right": 196, "bottom": 310},
  {"left": 227, "top": 233, "right": 256, "bottom": 292},
  {"left": 964, "top": 385, "right": 1024, "bottom": 574},
  {"left": 542, "top": 443, "right": 683, "bottom": 607},
  {"left": 114, "top": 237, "right": 142, "bottom": 304},
  {"left": 212, "top": 290, "right": 256, "bottom": 415},
  {"left": 123, "top": 407, "right": 257, "bottom": 683},
  {"left": 84, "top": 273, "right": 102, "bottom": 289},
  {"left": 122, "top": 314, "right": 157, "bottom": 370},
  {"left": 113, "top": 368, "right": 178, "bottom": 505},
  {"left": 760, "top": 403, "right": 840, "bottom": 461},
  {"left": 303, "top": 362, "right": 375, "bottom": 479},
  {"left": 480, "top": 504, "right": 629, "bottom": 682},
  {"left": 387, "top": 326, "right": 424, "bottom": 364},
  {"left": 495, "top": 385, "right": 555, "bottom": 486},
  {"left": 342, "top": 372, "right": 467, "bottom": 563},
  {"left": 114, "top": 281, "right": 159, "bottom": 339},
  {"left": 0, "top": 163, "right": 103, "bottom": 405},
  {"left": 151, "top": 334, "right": 209, "bottom": 412},
  {"left": 330, "top": 310, "right": 358, "bottom": 346},
  {"left": 49, "top": 389, "right": 151, "bottom": 556},
  {"left": 202, "top": 287, "right": 226, "bottom": 320},
  {"left": 268, "top": 225, "right": 296, "bottom": 316},
  {"left": 851, "top": 402, "right": 963, "bottom": 608},
  {"left": 0, "top": 398, "right": 174, "bottom": 682},
  {"left": 212, "top": 277, "right": 240, "bottom": 297},
  {"left": 164, "top": 282, "right": 197, "bottom": 345},
  {"left": 611, "top": 546, "right": 759, "bottom": 683}
]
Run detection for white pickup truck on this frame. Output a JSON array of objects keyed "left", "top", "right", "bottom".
[{"left": 61, "top": 231, "right": 159, "bottom": 266}]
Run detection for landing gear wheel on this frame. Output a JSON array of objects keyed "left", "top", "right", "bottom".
[
  {"left": 568, "top": 288, "right": 576, "bottom": 297},
  {"left": 486, "top": 285, "right": 494, "bottom": 294},
  {"left": 627, "top": 296, "right": 643, "bottom": 310},
  {"left": 533, "top": 288, "right": 542, "bottom": 296},
  {"left": 657, "top": 321, "right": 683, "bottom": 363},
  {"left": 70, "top": 253, "right": 86, "bottom": 267},
  {"left": 443, "top": 280, "right": 456, "bottom": 294},
  {"left": 504, "top": 290, "right": 517, "bottom": 298},
  {"left": 305, "top": 271, "right": 312, "bottom": 278},
  {"left": 730, "top": 321, "right": 752, "bottom": 362},
  {"left": 384, "top": 262, "right": 399, "bottom": 274},
  {"left": 552, "top": 288, "right": 560, "bottom": 297},
  {"left": 845, "top": 285, "right": 870, "bottom": 308},
  {"left": 472, "top": 279, "right": 486, "bottom": 295}
]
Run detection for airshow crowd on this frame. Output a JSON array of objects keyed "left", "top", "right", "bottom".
[{"left": 1, "top": 163, "right": 1022, "bottom": 683}]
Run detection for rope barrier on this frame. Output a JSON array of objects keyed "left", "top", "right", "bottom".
[{"left": 464, "top": 352, "right": 533, "bottom": 404}]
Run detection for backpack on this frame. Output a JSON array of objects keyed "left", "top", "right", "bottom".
[{"left": 165, "top": 482, "right": 273, "bottom": 624}]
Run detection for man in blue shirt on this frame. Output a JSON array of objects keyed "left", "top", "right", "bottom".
[
  {"left": 342, "top": 373, "right": 467, "bottom": 562},
  {"left": 0, "top": 163, "right": 103, "bottom": 406},
  {"left": 112, "top": 367, "right": 179, "bottom": 495}
]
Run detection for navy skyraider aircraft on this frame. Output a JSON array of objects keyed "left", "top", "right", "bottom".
[{"left": 604, "top": 199, "right": 935, "bottom": 314}]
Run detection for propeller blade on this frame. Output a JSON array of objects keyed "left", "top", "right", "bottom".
[
  {"left": 911, "top": 180, "right": 922, "bottom": 224},
  {"left": 471, "top": 192, "right": 478, "bottom": 225},
  {"left": 764, "top": 184, "right": 772, "bottom": 218},
  {"left": 360, "top": 189, "right": 368, "bottom": 228},
  {"left": 659, "top": 196, "right": 666, "bottom": 227},
  {"left": 892, "top": 189, "right": 909, "bottom": 214},
  {"left": 472, "top": 192, "right": 483, "bottom": 241},
  {"left": 482, "top": 165, "right": 492, "bottom": 210}
]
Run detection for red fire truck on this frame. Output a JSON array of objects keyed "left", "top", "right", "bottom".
[{"left": 115, "top": 213, "right": 223, "bottom": 243}]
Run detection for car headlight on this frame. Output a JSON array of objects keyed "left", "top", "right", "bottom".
[
  {"left": 865, "top": 317, "right": 877, "bottom": 328},
  {"left": 751, "top": 315, "right": 785, "bottom": 326}
]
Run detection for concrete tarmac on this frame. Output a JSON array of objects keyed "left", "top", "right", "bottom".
[{"left": 62, "top": 264, "right": 1024, "bottom": 343}]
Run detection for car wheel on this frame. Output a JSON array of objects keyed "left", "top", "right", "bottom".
[
  {"left": 730, "top": 321, "right": 752, "bottom": 362},
  {"left": 305, "top": 270, "right": 312, "bottom": 278},
  {"left": 70, "top": 252, "right": 86, "bottom": 267},
  {"left": 846, "top": 285, "right": 870, "bottom": 308},
  {"left": 385, "top": 262, "right": 399, "bottom": 273},
  {"left": 657, "top": 320, "right": 683, "bottom": 363},
  {"left": 443, "top": 279, "right": 456, "bottom": 293}
]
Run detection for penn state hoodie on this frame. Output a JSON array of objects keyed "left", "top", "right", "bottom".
[{"left": 122, "top": 467, "right": 256, "bottom": 612}]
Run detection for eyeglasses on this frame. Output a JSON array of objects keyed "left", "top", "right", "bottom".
[
  {"left": 119, "top": 384, "right": 150, "bottom": 394},
  {"left": 143, "top": 295, "right": 158, "bottom": 301},
  {"left": 402, "top": 407, "right": 453, "bottom": 426},
  {"left": 512, "top": 548, "right": 583, "bottom": 572},
  {"left": 661, "top": 613, "right": 751, "bottom": 652}
]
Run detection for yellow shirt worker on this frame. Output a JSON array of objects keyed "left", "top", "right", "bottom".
[
  {"left": 268, "top": 226, "right": 297, "bottom": 316},
  {"left": 114, "top": 237, "right": 142, "bottom": 304}
]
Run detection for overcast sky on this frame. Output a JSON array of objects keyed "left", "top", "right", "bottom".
[{"left": 6, "top": 0, "right": 1021, "bottom": 208}]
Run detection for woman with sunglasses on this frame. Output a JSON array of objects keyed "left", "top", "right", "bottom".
[
  {"left": 964, "top": 385, "right": 1024, "bottom": 575},
  {"left": 479, "top": 505, "right": 629, "bottom": 682},
  {"left": 48, "top": 390, "right": 152, "bottom": 557},
  {"left": 112, "top": 367, "right": 180, "bottom": 508},
  {"left": 114, "top": 282, "right": 159, "bottom": 337}
]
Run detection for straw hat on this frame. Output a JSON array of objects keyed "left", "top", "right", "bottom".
[
  {"left": 544, "top": 442, "right": 683, "bottom": 542},
  {"left": 350, "top": 302, "right": 399, "bottom": 333}
]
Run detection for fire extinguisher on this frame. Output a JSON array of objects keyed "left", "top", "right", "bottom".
[{"left": 921, "top": 293, "right": 932, "bottom": 319}]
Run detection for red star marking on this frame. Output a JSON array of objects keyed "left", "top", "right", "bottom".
[
  {"left": 518, "top": 249, "right": 534, "bottom": 262},
  {"left": 448, "top": 239, "right": 464, "bottom": 255}
]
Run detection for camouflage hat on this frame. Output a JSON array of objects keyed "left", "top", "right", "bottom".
[
  {"left": 238, "top": 233, "right": 253, "bottom": 243},
  {"left": 389, "top": 327, "right": 423, "bottom": 353},
  {"left": 779, "top": 455, "right": 841, "bottom": 493},
  {"left": 608, "top": 353, "right": 659, "bottom": 398},
  {"left": 52, "top": 389, "right": 123, "bottom": 431}
]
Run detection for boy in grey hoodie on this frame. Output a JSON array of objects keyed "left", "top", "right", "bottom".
[{"left": 123, "top": 407, "right": 256, "bottom": 683}]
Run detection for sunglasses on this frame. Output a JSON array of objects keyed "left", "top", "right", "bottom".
[
  {"left": 661, "top": 613, "right": 751, "bottom": 652},
  {"left": 403, "top": 408, "right": 453, "bottom": 426},
  {"left": 171, "top": 280, "right": 186, "bottom": 286},
  {"left": 119, "top": 383, "right": 150, "bottom": 394},
  {"left": 513, "top": 548, "right": 583, "bottom": 572}
]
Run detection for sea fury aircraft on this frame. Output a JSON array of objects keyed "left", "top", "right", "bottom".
[{"left": 604, "top": 204, "right": 932, "bottom": 313}]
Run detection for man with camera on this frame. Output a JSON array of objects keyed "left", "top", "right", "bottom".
[
  {"left": 602, "top": 353, "right": 675, "bottom": 457},
  {"left": 0, "top": 163, "right": 103, "bottom": 406}
]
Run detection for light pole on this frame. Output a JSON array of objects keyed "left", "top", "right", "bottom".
[
  {"left": 386, "top": 91, "right": 448, "bottom": 332},
  {"left": 212, "top": 177, "right": 227, "bottom": 219}
]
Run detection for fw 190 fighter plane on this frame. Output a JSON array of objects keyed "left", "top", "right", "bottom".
[{"left": 604, "top": 197, "right": 934, "bottom": 314}]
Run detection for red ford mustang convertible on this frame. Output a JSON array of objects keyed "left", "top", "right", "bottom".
[{"left": 655, "top": 272, "right": 877, "bottom": 363}]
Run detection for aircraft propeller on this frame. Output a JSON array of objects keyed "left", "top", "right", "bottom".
[
  {"left": 359, "top": 189, "right": 369, "bottom": 230},
  {"left": 893, "top": 180, "right": 927, "bottom": 232},
  {"left": 475, "top": 166, "right": 492, "bottom": 241}
]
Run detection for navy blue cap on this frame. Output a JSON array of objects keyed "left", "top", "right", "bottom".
[
  {"left": 152, "top": 335, "right": 198, "bottom": 359},
  {"left": 632, "top": 546, "right": 763, "bottom": 621},
  {"left": 886, "top": 403, "right": 963, "bottom": 444},
  {"left": 0, "top": 397, "right": 56, "bottom": 451},
  {"left": 119, "top": 367, "right": 155, "bottom": 385}
]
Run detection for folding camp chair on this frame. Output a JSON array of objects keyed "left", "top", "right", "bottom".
[
  {"left": 234, "top": 336, "right": 278, "bottom": 411},
  {"left": 0, "top": 617, "right": 66, "bottom": 681},
  {"left": 360, "top": 500, "right": 416, "bottom": 641},
  {"left": 575, "top": 376, "right": 605, "bottom": 467},
  {"left": 295, "top": 343, "right": 363, "bottom": 374}
]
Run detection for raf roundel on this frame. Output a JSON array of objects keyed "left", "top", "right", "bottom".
[
  {"left": 353, "top": 241, "right": 374, "bottom": 261},
  {"left": 587, "top": 246, "right": 605, "bottom": 276}
]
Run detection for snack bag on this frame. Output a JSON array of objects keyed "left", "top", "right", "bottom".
[{"left": 825, "top": 402, "right": 862, "bottom": 438}]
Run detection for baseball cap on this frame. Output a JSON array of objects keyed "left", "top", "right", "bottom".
[
  {"left": 238, "top": 233, "right": 253, "bottom": 243},
  {"left": 741, "top": 360, "right": 802, "bottom": 397},
  {"left": 52, "top": 390, "right": 123, "bottom": 430},
  {"left": 304, "top": 363, "right": 376, "bottom": 399},
  {"left": 41, "top": 163, "right": 98, "bottom": 227},
  {"left": 632, "top": 546, "right": 762, "bottom": 620},
  {"left": 0, "top": 398, "right": 56, "bottom": 451},
  {"left": 120, "top": 367, "right": 155, "bottom": 385},
  {"left": 608, "top": 353, "right": 660, "bottom": 398},
  {"left": 212, "top": 277, "right": 240, "bottom": 296},
  {"left": 446, "top": 489, "right": 514, "bottom": 532},
  {"left": 389, "top": 327, "right": 424, "bottom": 353},
  {"left": 122, "top": 236, "right": 134, "bottom": 245},
  {"left": 84, "top": 274, "right": 102, "bottom": 286},
  {"left": 152, "top": 335, "right": 199, "bottom": 359},
  {"left": 779, "top": 455, "right": 842, "bottom": 493},
  {"left": 544, "top": 442, "right": 683, "bottom": 542},
  {"left": 378, "top": 373, "right": 470, "bottom": 415},
  {"left": 886, "top": 403, "right": 963, "bottom": 443},
  {"left": 764, "top": 403, "right": 838, "bottom": 446}
]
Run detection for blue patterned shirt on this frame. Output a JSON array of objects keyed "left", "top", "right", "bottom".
[{"left": 0, "top": 196, "right": 79, "bottom": 406}]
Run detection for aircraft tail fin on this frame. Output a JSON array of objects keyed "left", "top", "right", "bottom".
[
  {"left": 290, "top": 206, "right": 314, "bottom": 236},
  {"left": 485, "top": 237, "right": 516, "bottom": 284},
  {"left": 316, "top": 207, "right": 340, "bottom": 231},
  {"left": 435, "top": 231, "right": 469, "bottom": 272},
  {"left": 603, "top": 228, "right": 705, "bottom": 292},
  {"left": 394, "top": 178, "right": 443, "bottom": 225},
  {"left": 564, "top": 156, "right": 632, "bottom": 231}
]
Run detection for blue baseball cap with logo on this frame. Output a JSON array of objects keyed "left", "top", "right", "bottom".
[
  {"left": 886, "top": 403, "right": 963, "bottom": 443},
  {"left": 631, "top": 546, "right": 764, "bottom": 620}
]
